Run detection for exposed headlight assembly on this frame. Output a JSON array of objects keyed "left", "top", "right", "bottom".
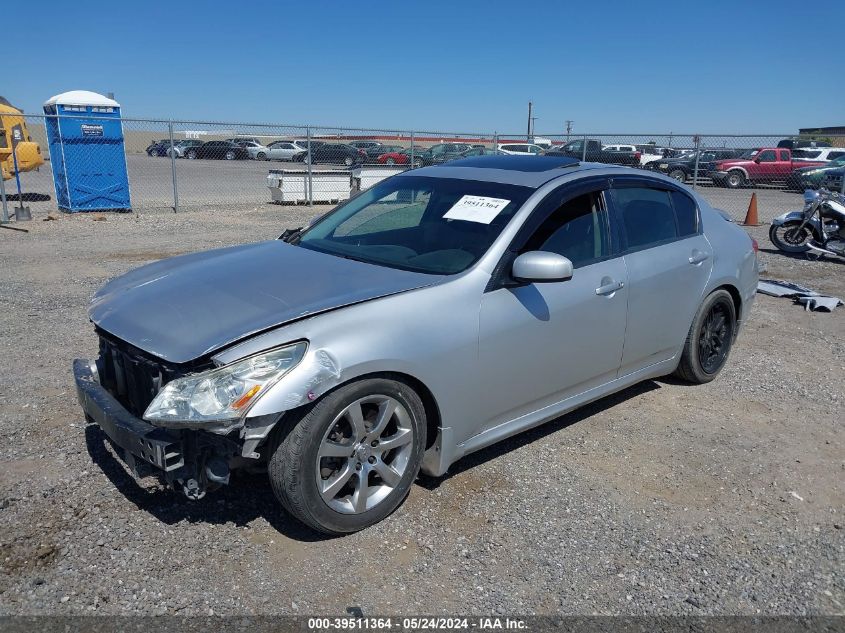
[{"left": 143, "top": 342, "right": 307, "bottom": 424}]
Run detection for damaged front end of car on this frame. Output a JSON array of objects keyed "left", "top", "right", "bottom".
[{"left": 73, "top": 333, "right": 332, "bottom": 500}]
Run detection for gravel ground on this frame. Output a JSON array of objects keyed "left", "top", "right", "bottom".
[{"left": 0, "top": 198, "right": 842, "bottom": 616}]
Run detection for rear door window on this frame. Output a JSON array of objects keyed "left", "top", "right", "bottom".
[{"left": 611, "top": 186, "right": 678, "bottom": 250}]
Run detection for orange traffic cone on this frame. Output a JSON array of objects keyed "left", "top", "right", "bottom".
[{"left": 742, "top": 192, "right": 762, "bottom": 226}]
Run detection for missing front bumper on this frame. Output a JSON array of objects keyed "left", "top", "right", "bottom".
[{"left": 73, "top": 358, "right": 239, "bottom": 495}]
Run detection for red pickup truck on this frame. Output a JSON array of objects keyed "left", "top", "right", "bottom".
[{"left": 711, "top": 148, "right": 826, "bottom": 189}]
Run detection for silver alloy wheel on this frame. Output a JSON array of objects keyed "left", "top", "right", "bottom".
[
  {"left": 225, "top": 150, "right": 236, "bottom": 160},
  {"left": 316, "top": 395, "right": 414, "bottom": 514}
]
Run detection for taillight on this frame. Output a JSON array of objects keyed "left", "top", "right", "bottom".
[
  {"left": 634, "top": 151, "right": 641, "bottom": 161},
  {"left": 751, "top": 237, "right": 759, "bottom": 253}
]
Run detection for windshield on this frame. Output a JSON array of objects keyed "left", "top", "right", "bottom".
[{"left": 297, "top": 175, "right": 533, "bottom": 275}]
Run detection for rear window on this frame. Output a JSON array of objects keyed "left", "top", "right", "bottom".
[
  {"left": 670, "top": 191, "right": 699, "bottom": 237},
  {"left": 793, "top": 149, "right": 821, "bottom": 159}
]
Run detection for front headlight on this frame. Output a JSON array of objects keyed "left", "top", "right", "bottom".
[{"left": 143, "top": 342, "right": 307, "bottom": 423}]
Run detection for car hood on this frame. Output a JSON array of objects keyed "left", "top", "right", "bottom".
[{"left": 89, "top": 241, "right": 440, "bottom": 364}]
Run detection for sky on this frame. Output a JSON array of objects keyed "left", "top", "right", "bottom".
[{"left": 6, "top": 0, "right": 844, "bottom": 135}]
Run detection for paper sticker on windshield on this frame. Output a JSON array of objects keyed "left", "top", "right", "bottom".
[{"left": 443, "top": 195, "right": 511, "bottom": 224}]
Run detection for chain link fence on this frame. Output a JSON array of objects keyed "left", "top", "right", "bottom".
[{"left": 3, "top": 113, "right": 844, "bottom": 227}]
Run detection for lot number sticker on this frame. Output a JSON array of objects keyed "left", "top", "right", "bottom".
[{"left": 443, "top": 195, "right": 511, "bottom": 224}]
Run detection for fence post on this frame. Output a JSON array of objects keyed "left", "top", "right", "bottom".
[
  {"left": 306, "top": 127, "right": 313, "bottom": 208},
  {"left": 0, "top": 164, "right": 9, "bottom": 224},
  {"left": 493, "top": 131, "right": 498, "bottom": 153},
  {"left": 410, "top": 131, "right": 415, "bottom": 169},
  {"left": 692, "top": 135, "right": 701, "bottom": 190},
  {"left": 581, "top": 134, "right": 588, "bottom": 161},
  {"left": 168, "top": 120, "right": 179, "bottom": 213}
]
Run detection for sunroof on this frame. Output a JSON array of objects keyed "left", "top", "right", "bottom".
[{"left": 443, "top": 155, "right": 580, "bottom": 172}]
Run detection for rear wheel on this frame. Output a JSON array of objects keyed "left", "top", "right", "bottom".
[
  {"left": 256, "top": 152, "right": 267, "bottom": 160},
  {"left": 674, "top": 289, "right": 736, "bottom": 384},
  {"left": 769, "top": 220, "right": 813, "bottom": 253},
  {"left": 187, "top": 150, "right": 197, "bottom": 160},
  {"left": 344, "top": 156, "right": 354, "bottom": 167},
  {"left": 225, "top": 150, "right": 236, "bottom": 160},
  {"left": 268, "top": 378, "right": 426, "bottom": 534},
  {"left": 386, "top": 158, "right": 396, "bottom": 165}
]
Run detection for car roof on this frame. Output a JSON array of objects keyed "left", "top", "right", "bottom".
[{"left": 410, "top": 155, "right": 683, "bottom": 189}]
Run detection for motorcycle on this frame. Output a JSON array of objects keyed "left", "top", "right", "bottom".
[{"left": 770, "top": 188, "right": 845, "bottom": 259}]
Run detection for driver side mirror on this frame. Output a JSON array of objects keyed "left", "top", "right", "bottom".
[
  {"left": 512, "top": 251, "right": 573, "bottom": 283},
  {"left": 754, "top": 156, "right": 762, "bottom": 163}
]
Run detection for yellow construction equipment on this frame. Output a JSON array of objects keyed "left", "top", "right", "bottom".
[{"left": 0, "top": 97, "right": 44, "bottom": 181}]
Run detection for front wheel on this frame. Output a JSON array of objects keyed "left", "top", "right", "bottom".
[
  {"left": 344, "top": 156, "right": 354, "bottom": 167},
  {"left": 256, "top": 152, "right": 267, "bottom": 160},
  {"left": 149, "top": 149, "right": 160, "bottom": 157},
  {"left": 668, "top": 168, "right": 686, "bottom": 182},
  {"left": 268, "top": 378, "right": 426, "bottom": 534},
  {"left": 769, "top": 221, "right": 813, "bottom": 253},
  {"left": 186, "top": 150, "right": 197, "bottom": 160},
  {"left": 724, "top": 170, "right": 745, "bottom": 189},
  {"left": 673, "top": 289, "right": 736, "bottom": 384},
  {"left": 385, "top": 158, "right": 396, "bottom": 165},
  {"left": 225, "top": 150, "right": 236, "bottom": 160}
]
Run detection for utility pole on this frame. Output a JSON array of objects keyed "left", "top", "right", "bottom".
[
  {"left": 526, "top": 101, "right": 532, "bottom": 141},
  {"left": 565, "top": 120, "right": 573, "bottom": 141}
]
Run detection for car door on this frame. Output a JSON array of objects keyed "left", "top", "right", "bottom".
[
  {"left": 608, "top": 178, "right": 712, "bottom": 376},
  {"left": 474, "top": 178, "right": 628, "bottom": 439}
]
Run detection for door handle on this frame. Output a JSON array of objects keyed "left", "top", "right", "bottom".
[
  {"left": 689, "top": 250, "right": 711, "bottom": 265},
  {"left": 595, "top": 280, "right": 624, "bottom": 296}
]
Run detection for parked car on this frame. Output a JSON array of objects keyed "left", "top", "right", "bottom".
[
  {"left": 791, "top": 147, "right": 845, "bottom": 163},
  {"left": 225, "top": 137, "right": 264, "bottom": 146},
  {"left": 635, "top": 145, "right": 672, "bottom": 165},
  {"left": 545, "top": 139, "right": 641, "bottom": 166},
  {"left": 251, "top": 140, "right": 309, "bottom": 161},
  {"left": 497, "top": 143, "right": 545, "bottom": 156},
  {"left": 167, "top": 139, "right": 204, "bottom": 158},
  {"left": 417, "top": 143, "right": 473, "bottom": 166},
  {"left": 376, "top": 147, "right": 425, "bottom": 167},
  {"left": 820, "top": 168, "right": 843, "bottom": 192},
  {"left": 145, "top": 140, "right": 172, "bottom": 157},
  {"left": 792, "top": 156, "right": 845, "bottom": 190},
  {"left": 647, "top": 149, "right": 744, "bottom": 182},
  {"left": 348, "top": 141, "right": 383, "bottom": 151},
  {"left": 459, "top": 147, "right": 503, "bottom": 157},
  {"left": 365, "top": 144, "right": 405, "bottom": 162},
  {"left": 295, "top": 143, "right": 366, "bottom": 166},
  {"left": 777, "top": 138, "right": 832, "bottom": 150},
  {"left": 711, "top": 148, "right": 826, "bottom": 188},
  {"left": 73, "top": 155, "right": 757, "bottom": 534},
  {"left": 185, "top": 141, "right": 250, "bottom": 160}
]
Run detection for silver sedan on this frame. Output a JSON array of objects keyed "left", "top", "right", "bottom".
[{"left": 73, "top": 156, "right": 758, "bottom": 534}]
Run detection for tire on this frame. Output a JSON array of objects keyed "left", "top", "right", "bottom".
[
  {"left": 149, "top": 149, "right": 160, "bottom": 157},
  {"left": 225, "top": 150, "right": 236, "bottom": 160},
  {"left": 187, "top": 150, "right": 197, "bottom": 160},
  {"left": 769, "top": 220, "right": 814, "bottom": 253},
  {"left": 673, "top": 289, "right": 737, "bottom": 384},
  {"left": 256, "top": 152, "right": 267, "bottom": 161},
  {"left": 725, "top": 170, "right": 745, "bottom": 189},
  {"left": 412, "top": 159, "right": 422, "bottom": 168},
  {"left": 668, "top": 168, "right": 686, "bottom": 182},
  {"left": 268, "top": 377, "right": 426, "bottom": 534},
  {"left": 344, "top": 156, "right": 354, "bottom": 167},
  {"left": 386, "top": 158, "right": 396, "bottom": 166}
]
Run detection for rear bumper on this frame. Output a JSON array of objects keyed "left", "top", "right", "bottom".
[{"left": 74, "top": 359, "right": 184, "bottom": 476}]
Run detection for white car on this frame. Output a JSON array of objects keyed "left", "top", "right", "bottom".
[
  {"left": 497, "top": 143, "right": 545, "bottom": 155},
  {"left": 792, "top": 147, "right": 845, "bottom": 163},
  {"left": 250, "top": 140, "right": 309, "bottom": 161}
]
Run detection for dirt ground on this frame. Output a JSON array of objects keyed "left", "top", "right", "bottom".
[{"left": 0, "top": 202, "right": 842, "bottom": 616}]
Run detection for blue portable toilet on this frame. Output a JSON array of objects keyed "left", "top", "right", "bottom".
[{"left": 43, "top": 90, "right": 131, "bottom": 212}]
